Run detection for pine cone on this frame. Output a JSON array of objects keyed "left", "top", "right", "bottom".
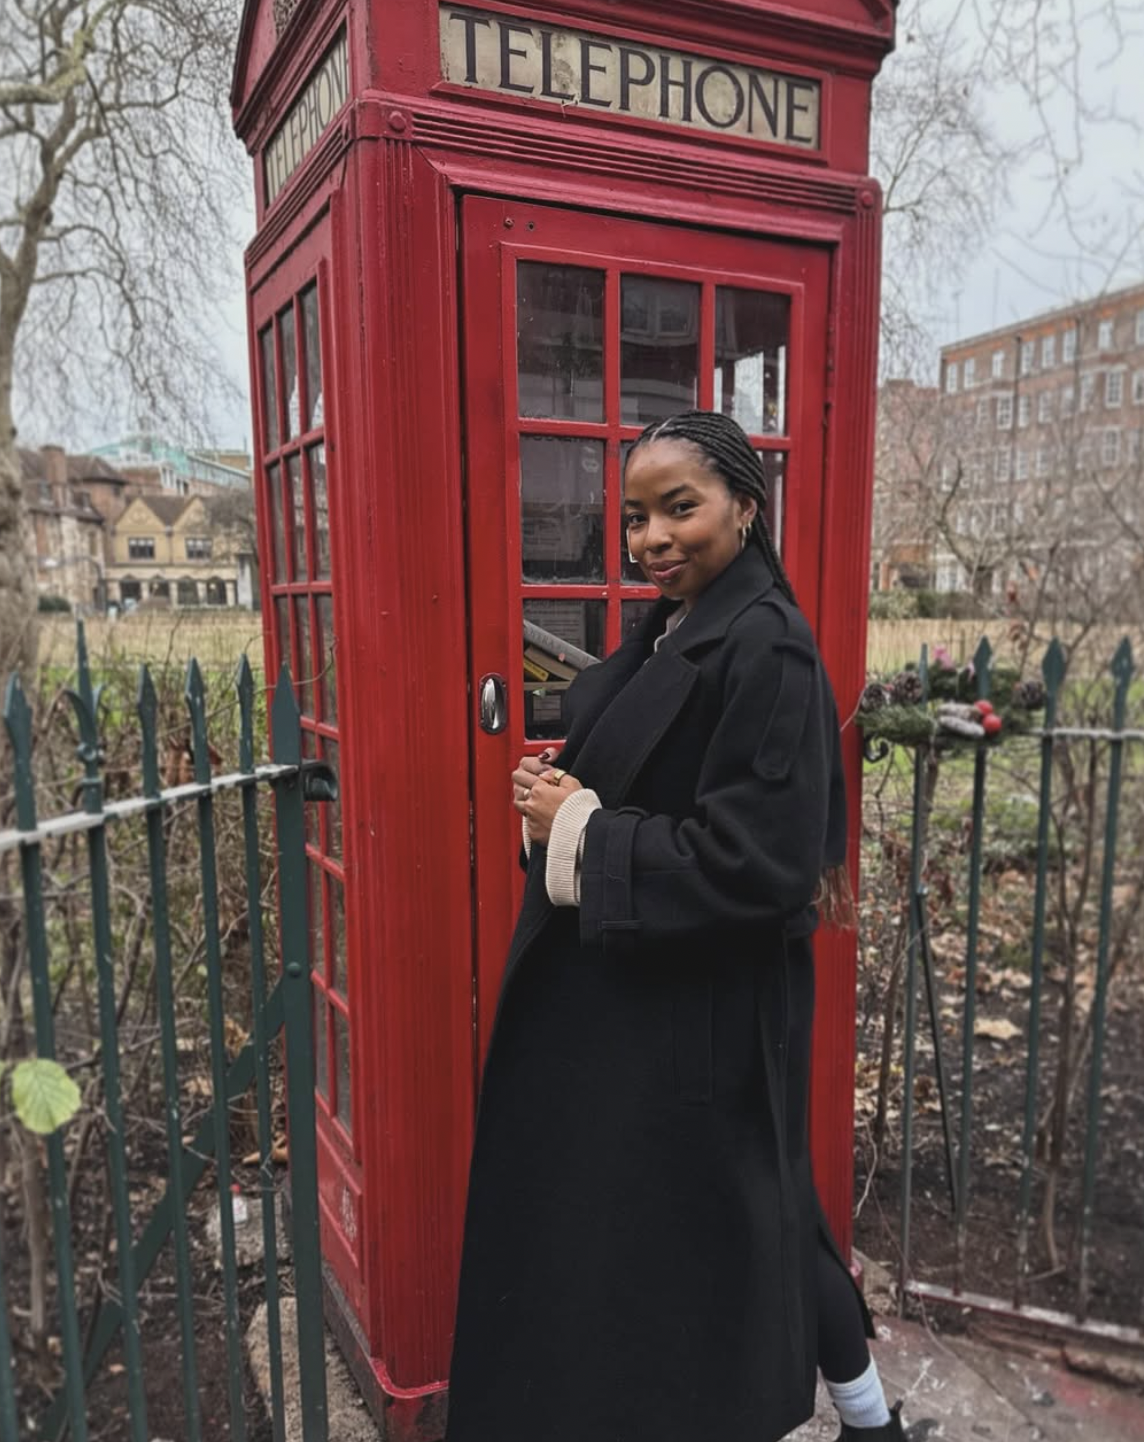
[
  {"left": 1014, "top": 679, "right": 1047, "bottom": 711},
  {"left": 890, "top": 670, "right": 925, "bottom": 707},
  {"left": 859, "top": 682, "right": 891, "bottom": 714}
]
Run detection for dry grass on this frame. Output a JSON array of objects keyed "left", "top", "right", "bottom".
[{"left": 39, "top": 611, "right": 266, "bottom": 672}]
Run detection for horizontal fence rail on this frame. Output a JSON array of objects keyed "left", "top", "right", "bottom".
[
  {"left": 860, "top": 633, "right": 1142, "bottom": 1346},
  {"left": 0, "top": 624, "right": 334, "bottom": 1441}
]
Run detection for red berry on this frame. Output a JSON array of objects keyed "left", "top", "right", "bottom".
[
  {"left": 974, "top": 700, "right": 995, "bottom": 715},
  {"left": 983, "top": 714, "right": 1003, "bottom": 735}
]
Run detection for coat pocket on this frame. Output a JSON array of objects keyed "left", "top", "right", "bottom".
[{"left": 672, "top": 969, "right": 713, "bottom": 1104}]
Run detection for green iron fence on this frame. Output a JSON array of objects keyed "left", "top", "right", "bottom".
[
  {"left": 0, "top": 624, "right": 335, "bottom": 1440},
  {"left": 863, "top": 634, "right": 1143, "bottom": 1346}
]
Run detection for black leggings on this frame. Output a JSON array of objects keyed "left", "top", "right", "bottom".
[{"left": 817, "top": 1238, "right": 871, "bottom": 1384}]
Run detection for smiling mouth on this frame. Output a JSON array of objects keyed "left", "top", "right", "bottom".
[{"left": 649, "top": 560, "right": 686, "bottom": 583}]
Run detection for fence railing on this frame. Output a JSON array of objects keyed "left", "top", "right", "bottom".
[
  {"left": 0, "top": 624, "right": 335, "bottom": 1441},
  {"left": 861, "top": 634, "right": 1142, "bottom": 1345}
]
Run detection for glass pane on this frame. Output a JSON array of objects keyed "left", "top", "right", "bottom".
[
  {"left": 333, "top": 1004, "right": 352, "bottom": 1134},
  {"left": 316, "top": 594, "right": 338, "bottom": 726},
  {"left": 757, "top": 452, "right": 785, "bottom": 556},
  {"left": 295, "top": 596, "right": 314, "bottom": 716},
  {"left": 260, "top": 326, "right": 280, "bottom": 451},
  {"left": 620, "top": 276, "right": 699, "bottom": 424},
  {"left": 517, "top": 263, "right": 604, "bottom": 421},
  {"left": 274, "top": 594, "right": 290, "bottom": 677},
  {"left": 619, "top": 440, "right": 643, "bottom": 582},
  {"left": 522, "top": 599, "right": 604, "bottom": 741},
  {"left": 622, "top": 599, "right": 659, "bottom": 641},
  {"left": 329, "top": 879, "right": 345, "bottom": 996},
  {"left": 308, "top": 859, "right": 325, "bottom": 976},
  {"left": 281, "top": 303, "right": 300, "bottom": 440},
  {"left": 314, "top": 987, "right": 329, "bottom": 1099},
  {"left": 304, "top": 780, "right": 320, "bottom": 850},
  {"left": 520, "top": 437, "right": 604, "bottom": 582},
  {"left": 288, "top": 454, "right": 307, "bottom": 582},
  {"left": 324, "top": 736, "right": 342, "bottom": 862},
  {"left": 715, "top": 289, "right": 790, "bottom": 436},
  {"left": 309, "top": 444, "right": 330, "bottom": 580},
  {"left": 301, "top": 284, "right": 323, "bottom": 431},
  {"left": 267, "top": 462, "right": 286, "bottom": 583}
]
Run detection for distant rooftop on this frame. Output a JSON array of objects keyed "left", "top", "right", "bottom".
[
  {"left": 941, "top": 277, "right": 1144, "bottom": 356},
  {"left": 90, "top": 434, "right": 252, "bottom": 490}
]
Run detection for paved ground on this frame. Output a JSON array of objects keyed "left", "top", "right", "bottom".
[
  {"left": 791, "top": 1316, "right": 1144, "bottom": 1441},
  {"left": 244, "top": 1245, "right": 1144, "bottom": 1440}
]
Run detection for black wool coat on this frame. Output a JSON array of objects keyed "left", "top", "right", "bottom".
[{"left": 446, "top": 548, "right": 870, "bottom": 1442}]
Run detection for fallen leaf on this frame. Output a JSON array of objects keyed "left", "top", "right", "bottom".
[{"left": 975, "top": 1018, "right": 1022, "bottom": 1042}]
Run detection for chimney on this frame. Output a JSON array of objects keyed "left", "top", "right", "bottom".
[{"left": 41, "top": 445, "right": 67, "bottom": 487}]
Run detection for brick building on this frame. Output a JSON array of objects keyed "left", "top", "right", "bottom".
[
  {"left": 934, "top": 281, "right": 1144, "bottom": 603},
  {"left": 870, "top": 378, "right": 940, "bottom": 591},
  {"left": 19, "top": 445, "right": 130, "bottom": 612},
  {"left": 91, "top": 434, "right": 252, "bottom": 498}
]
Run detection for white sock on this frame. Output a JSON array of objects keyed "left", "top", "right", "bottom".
[{"left": 824, "top": 1357, "right": 892, "bottom": 1429}]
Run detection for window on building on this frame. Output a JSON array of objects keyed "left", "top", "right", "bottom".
[
  {"left": 185, "top": 536, "right": 212, "bottom": 559},
  {"left": 128, "top": 536, "right": 155, "bottom": 560},
  {"left": 1098, "top": 318, "right": 1114, "bottom": 351},
  {"left": 1042, "top": 334, "right": 1056, "bottom": 368},
  {"left": 1015, "top": 449, "right": 1029, "bottom": 480},
  {"left": 1062, "top": 385, "right": 1075, "bottom": 416},
  {"left": 997, "top": 395, "right": 1013, "bottom": 428},
  {"left": 1037, "top": 391, "right": 1053, "bottom": 424},
  {"left": 976, "top": 398, "right": 990, "bottom": 428},
  {"left": 1080, "top": 374, "right": 1095, "bottom": 410},
  {"left": 1102, "top": 429, "right": 1121, "bottom": 467},
  {"left": 1133, "top": 371, "right": 1144, "bottom": 405},
  {"left": 1128, "top": 430, "right": 1141, "bottom": 465},
  {"left": 1035, "top": 448, "right": 1050, "bottom": 477},
  {"left": 970, "top": 457, "right": 986, "bottom": 485},
  {"left": 76, "top": 490, "right": 91, "bottom": 509},
  {"left": 38, "top": 482, "right": 52, "bottom": 503},
  {"left": 1020, "top": 340, "right": 1035, "bottom": 376},
  {"left": 991, "top": 350, "right": 1005, "bottom": 379},
  {"left": 995, "top": 449, "right": 1011, "bottom": 481},
  {"left": 945, "top": 361, "right": 959, "bottom": 394},
  {"left": 1106, "top": 371, "right": 1124, "bottom": 407},
  {"left": 1136, "top": 309, "right": 1144, "bottom": 346},
  {"left": 963, "top": 356, "right": 977, "bottom": 388},
  {"left": 1063, "top": 328, "right": 1077, "bottom": 364},
  {"left": 1018, "top": 395, "right": 1031, "bottom": 428}
]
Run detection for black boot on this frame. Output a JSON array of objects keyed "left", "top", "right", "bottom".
[{"left": 835, "top": 1400, "right": 908, "bottom": 1440}]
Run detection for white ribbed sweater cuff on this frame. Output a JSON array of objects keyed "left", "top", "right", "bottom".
[{"left": 545, "top": 789, "right": 601, "bottom": 907}]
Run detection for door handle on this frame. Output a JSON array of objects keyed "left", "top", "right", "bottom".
[{"left": 478, "top": 673, "right": 508, "bottom": 734}]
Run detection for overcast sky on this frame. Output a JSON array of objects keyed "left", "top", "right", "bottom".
[{"left": 199, "top": 1, "right": 1143, "bottom": 450}]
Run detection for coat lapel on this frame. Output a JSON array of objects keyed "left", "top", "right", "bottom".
[{"left": 564, "top": 549, "right": 777, "bottom": 808}]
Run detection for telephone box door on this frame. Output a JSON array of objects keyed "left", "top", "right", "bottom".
[{"left": 462, "top": 195, "right": 832, "bottom": 1065}]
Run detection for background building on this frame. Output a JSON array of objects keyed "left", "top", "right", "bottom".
[
  {"left": 872, "top": 281, "right": 1144, "bottom": 616},
  {"left": 19, "top": 445, "right": 129, "bottom": 612},
  {"left": 107, "top": 492, "right": 258, "bottom": 609},
  {"left": 91, "top": 433, "right": 252, "bottom": 497}
]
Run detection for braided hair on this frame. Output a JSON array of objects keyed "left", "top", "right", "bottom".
[{"left": 627, "top": 410, "right": 796, "bottom": 605}]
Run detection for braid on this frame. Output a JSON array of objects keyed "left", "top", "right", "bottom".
[{"left": 630, "top": 410, "right": 797, "bottom": 604}]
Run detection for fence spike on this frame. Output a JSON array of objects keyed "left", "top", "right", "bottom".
[
  {"left": 137, "top": 665, "right": 160, "bottom": 799},
  {"left": 1042, "top": 638, "right": 1066, "bottom": 723},
  {"left": 918, "top": 643, "right": 930, "bottom": 702},
  {"left": 236, "top": 654, "right": 255, "bottom": 775},
  {"left": 1110, "top": 638, "right": 1134, "bottom": 726},
  {"left": 271, "top": 663, "right": 301, "bottom": 766},
  {"left": 3, "top": 674, "right": 37, "bottom": 831},
  {"left": 184, "top": 658, "right": 212, "bottom": 786},
  {"left": 974, "top": 635, "right": 993, "bottom": 699}
]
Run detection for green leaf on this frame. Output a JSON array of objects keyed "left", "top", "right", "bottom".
[{"left": 11, "top": 1059, "right": 82, "bottom": 1135}]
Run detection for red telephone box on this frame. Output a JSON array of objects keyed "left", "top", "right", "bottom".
[{"left": 232, "top": 1, "right": 895, "bottom": 1433}]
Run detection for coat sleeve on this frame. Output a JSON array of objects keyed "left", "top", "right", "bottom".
[{"left": 577, "top": 601, "right": 840, "bottom": 952}]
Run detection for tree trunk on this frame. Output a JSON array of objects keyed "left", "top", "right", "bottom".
[{"left": 0, "top": 371, "right": 39, "bottom": 681}]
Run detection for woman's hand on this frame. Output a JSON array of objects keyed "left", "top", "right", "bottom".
[{"left": 511, "top": 751, "right": 582, "bottom": 846}]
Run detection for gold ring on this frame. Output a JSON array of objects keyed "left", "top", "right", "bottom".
[{"left": 548, "top": 768, "right": 567, "bottom": 783}]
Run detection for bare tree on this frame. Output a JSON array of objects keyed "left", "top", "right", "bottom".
[{"left": 0, "top": 0, "right": 244, "bottom": 677}]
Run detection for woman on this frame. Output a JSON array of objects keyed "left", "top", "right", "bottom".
[{"left": 446, "top": 411, "right": 910, "bottom": 1442}]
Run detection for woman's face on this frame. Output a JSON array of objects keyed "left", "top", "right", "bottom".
[{"left": 623, "top": 439, "right": 757, "bottom": 610}]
